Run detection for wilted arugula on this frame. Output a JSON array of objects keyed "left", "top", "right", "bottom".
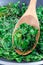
[{"left": 14, "top": 23, "right": 38, "bottom": 52}]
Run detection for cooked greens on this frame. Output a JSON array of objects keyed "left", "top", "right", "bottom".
[
  {"left": 14, "top": 23, "right": 38, "bottom": 52},
  {"left": 0, "top": 2, "right": 43, "bottom": 62}
]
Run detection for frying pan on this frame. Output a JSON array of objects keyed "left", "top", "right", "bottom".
[{"left": 0, "top": 0, "right": 43, "bottom": 65}]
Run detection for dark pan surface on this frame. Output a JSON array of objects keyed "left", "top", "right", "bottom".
[{"left": 0, "top": 0, "right": 43, "bottom": 7}]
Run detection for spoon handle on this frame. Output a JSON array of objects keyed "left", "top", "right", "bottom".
[
  {"left": 28, "top": 0, "right": 37, "bottom": 10},
  {"left": 24, "top": 0, "right": 37, "bottom": 19},
  {"left": 23, "top": 0, "right": 37, "bottom": 18}
]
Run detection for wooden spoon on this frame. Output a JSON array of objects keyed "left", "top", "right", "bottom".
[{"left": 12, "top": 0, "right": 40, "bottom": 55}]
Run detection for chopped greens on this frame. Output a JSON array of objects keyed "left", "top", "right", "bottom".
[
  {"left": 0, "top": 2, "right": 43, "bottom": 62},
  {"left": 14, "top": 23, "right": 38, "bottom": 52}
]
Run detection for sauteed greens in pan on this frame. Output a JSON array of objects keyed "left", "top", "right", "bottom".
[{"left": 0, "top": 2, "right": 43, "bottom": 62}]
